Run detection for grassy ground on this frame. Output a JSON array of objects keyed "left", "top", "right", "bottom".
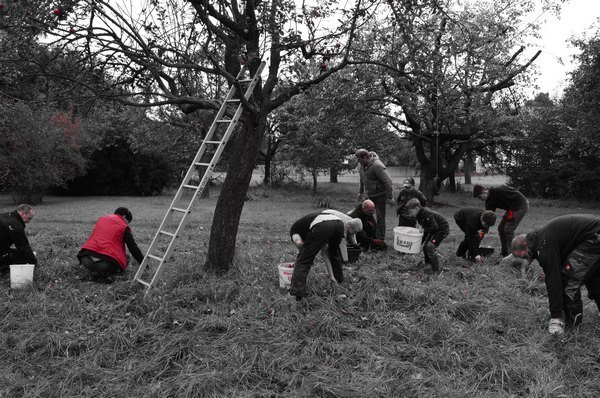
[{"left": 2, "top": 183, "right": 600, "bottom": 397}]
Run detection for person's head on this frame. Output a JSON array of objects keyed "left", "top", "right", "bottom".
[
  {"left": 511, "top": 234, "right": 530, "bottom": 260},
  {"left": 355, "top": 149, "right": 371, "bottom": 167},
  {"left": 405, "top": 198, "right": 422, "bottom": 217},
  {"left": 361, "top": 199, "right": 375, "bottom": 215},
  {"left": 345, "top": 218, "right": 363, "bottom": 235},
  {"left": 403, "top": 177, "right": 415, "bottom": 191},
  {"left": 114, "top": 207, "right": 133, "bottom": 223},
  {"left": 480, "top": 210, "right": 496, "bottom": 228},
  {"left": 473, "top": 184, "right": 488, "bottom": 200},
  {"left": 16, "top": 204, "right": 34, "bottom": 223}
]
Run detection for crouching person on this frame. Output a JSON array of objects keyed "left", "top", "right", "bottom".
[
  {"left": 77, "top": 207, "right": 144, "bottom": 283},
  {"left": 0, "top": 204, "right": 37, "bottom": 272},
  {"left": 406, "top": 199, "right": 449, "bottom": 274},
  {"left": 511, "top": 214, "right": 600, "bottom": 335},
  {"left": 347, "top": 200, "right": 385, "bottom": 251},
  {"left": 454, "top": 207, "right": 497, "bottom": 263},
  {"left": 289, "top": 212, "right": 362, "bottom": 300}
]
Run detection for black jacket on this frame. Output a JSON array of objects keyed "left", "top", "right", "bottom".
[
  {"left": 396, "top": 188, "right": 427, "bottom": 218},
  {"left": 348, "top": 205, "right": 377, "bottom": 245},
  {"left": 526, "top": 214, "right": 600, "bottom": 318},
  {"left": 0, "top": 211, "right": 37, "bottom": 264},
  {"left": 416, "top": 207, "right": 449, "bottom": 236},
  {"left": 485, "top": 185, "right": 528, "bottom": 211},
  {"left": 454, "top": 207, "right": 489, "bottom": 257}
]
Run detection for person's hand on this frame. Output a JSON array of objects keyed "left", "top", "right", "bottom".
[
  {"left": 373, "top": 239, "right": 384, "bottom": 246},
  {"left": 474, "top": 255, "right": 483, "bottom": 263},
  {"left": 479, "top": 232, "right": 485, "bottom": 240}
]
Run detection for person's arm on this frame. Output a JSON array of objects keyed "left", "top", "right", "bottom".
[
  {"left": 418, "top": 192, "right": 428, "bottom": 207},
  {"left": 422, "top": 214, "right": 438, "bottom": 235},
  {"left": 123, "top": 229, "right": 144, "bottom": 264},
  {"left": 375, "top": 167, "right": 394, "bottom": 200},
  {"left": 12, "top": 229, "right": 37, "bottom": 264}
]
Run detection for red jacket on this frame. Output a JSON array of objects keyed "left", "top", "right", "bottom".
[{"left": 81, "top": 214, "right": 129, "bottom": 269}]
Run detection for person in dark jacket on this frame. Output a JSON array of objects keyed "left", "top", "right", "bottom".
[
  {"left": 406, "top": 199, "right": 449, "bottom": 274},
  {"left": 0, "top": 204, "right": 37, "bottom": 272},
  {"left": 347, "top": 200, "right": 385, "bottom": 251},
  {"left": 511, "top": 214, "right": 600, "bottom": 335},
  {"left": 454, "top": 208, "right": 497, "bottom": 263},
  {"left": 396, "top": 177, "right": 427, "bottom": 227},
  {"left": 77, "top": 207, "right": 144, "bottom": 283},
  {"left": 356, "top": 149, "right": 395, "bottom": 240},
  {"left": 473, "top": 184, "right": 529, "bottom": 257},
  {"left": 289, "top": 212, "right": 362, "bottom": 299}
]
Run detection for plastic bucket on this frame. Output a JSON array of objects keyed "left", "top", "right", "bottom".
[
  {"left": 277, "top": 262, "right": 295, "bottom": 288},
  {"left": 347, "top": 245, "right": 361, "bottom": 263},
  {"left": 479, "top": 246, "right": 495, "bottom": 256},
  {"left": 10, "top": 264, "right": 35, "bottom": 289},
  {"left": 393, "top": 227, "right": 423, "bottom": 254}
]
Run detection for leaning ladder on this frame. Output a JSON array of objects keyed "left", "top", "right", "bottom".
[{"left": 133, "top": 61, "right": 265, "bottom": 293}]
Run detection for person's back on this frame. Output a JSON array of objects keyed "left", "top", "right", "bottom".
[{"left": 0, "top": 206, "right": 37, "bottom": 268}]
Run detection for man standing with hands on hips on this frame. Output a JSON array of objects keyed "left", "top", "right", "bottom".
[{"left": 355, "top": 149, "right": 395, "bottom": 240}]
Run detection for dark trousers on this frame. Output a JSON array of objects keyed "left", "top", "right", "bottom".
[
  {"left": 423, "top": 230, "right": 448, "bottom": 273},
  {"left": 559, "top": 238, "right": 600, "bottom": 326},
  {"left": 0, "top": 249, "right": 28, "bottom": 273},
  {"left": 290, "top": 220, "right": 344, "bottom": 298},
  {"left": 498, "top": 204, "right": 528, "bottom": 256},
  {"left": 79, "top": 255, "right": 122, "bottom": 275},
  {"left": 398, "top": 214, "right": 417, "bottom": 228},
  {"left": 455, "top": 218, "right": 480, "bottom": 261},
  {"left": 356, "top": 219, "right": 377, "bottom": 250},
  {"left": 370, "top": 195, "right": 387, "bottom": 239}
]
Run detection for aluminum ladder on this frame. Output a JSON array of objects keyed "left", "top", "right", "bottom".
[{"left": 133, "top": 61, "right": 265, "bottom": 293}]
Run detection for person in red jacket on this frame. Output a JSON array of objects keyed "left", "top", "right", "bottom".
[{"left": 77, "top": 207, "right": 144, "bottom": 283}]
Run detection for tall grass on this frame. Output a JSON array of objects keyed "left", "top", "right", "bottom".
[{"left": 1, "top": 186, "right": 600, "bottom": 397}]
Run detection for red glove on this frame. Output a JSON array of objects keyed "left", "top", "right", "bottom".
[
  {"left": 373, "top": 239, "right": 384, "bottom": 246},
  {"left": 507, "top": 209, "right": 514, "bottom": 221},
  {"left": 479, "top": 232, "right": 485, "bottom": 240}
]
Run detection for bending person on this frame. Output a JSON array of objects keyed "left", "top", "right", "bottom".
[{"left": 0, "top": 204, "right": 37, "bottom": 272}]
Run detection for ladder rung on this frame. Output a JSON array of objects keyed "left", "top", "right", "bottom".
[
  {"left": 216, "top": 119, "right": 232, "bottom": 123},
  {"left": 148, "top": 254, "right": 164, "bottom": 262},
  {"left": 194, "top": 162, "right": 211, "bottom": 167},
  {"left": 182, "top": 184, "right": 199, "bottom": 189},
  {"left": 171, "top": 207, "right": 189, "bottom": 214},
  {"left": 240, "top": 79, "right": 252, "bottom": 83},
  {"left": 136, "top": 279, "right": 151, "bottom": 287},
  {"left": 204, "top": 141, "right": 222, "bottom": 145},
  {"left": 226, "top": 99, "right": 240, "bottom": 102},
  {"left": 159, "top": 230, "right": 176, "bottom": 237}
]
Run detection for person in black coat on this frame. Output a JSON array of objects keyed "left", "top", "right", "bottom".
[
  {"left": 289, "top": 212, "right": 362, "bottom": 299},
  {"left": 396, "top": 177, "right": 427, "bottom": 227},
  {"left": 454, "top": 207, "right": 497, "bottom": 263},
  {"left": 473, "top": 184, "right": 528, "bottom": 257},
  {"left": 0, "top": 204, "right": 37, "bottom": 272},
  {"left": 406, "top": 198, "right": 449, "bottom": 274},
  {"left": 347, "top": 200, "right": 385, "bottom": 251},
  {"left": 512, "top": 214, "right": 600, "bottom": 335}
]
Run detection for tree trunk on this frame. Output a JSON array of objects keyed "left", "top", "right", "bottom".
[
  {"left": 263, "top": 156, "right": 271, "bottom": 185},
  {"left": 329, "top": 166, "right": 338, "bottom": 183},
  {"left": 464, "top": 153, "right": 473, "bottom": 185},
  {"left": 448, "top": 173, "right": 456, "bottom": 192},
  {"left": 204, "top": 112, "right": 263, "bottom": 273},
  {"left": 312, "top": 170, "right": 318, "bottom": 193},
  {"left": 419, "top": 166, "right": 438, "bottom": 204}
]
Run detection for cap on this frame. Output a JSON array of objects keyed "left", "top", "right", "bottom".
[{"left": 403, "top": 177, "right": 415, "bottom": 187}]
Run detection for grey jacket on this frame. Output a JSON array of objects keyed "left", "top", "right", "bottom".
[{"left": 358, "top": 152, "right": 394, "bottom": 200}]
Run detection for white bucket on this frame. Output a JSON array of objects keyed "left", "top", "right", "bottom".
[
  {"left": 277, "top": 262, "right": 295, "bottom": 288},
  {"left": 394, "top": 227, "right": 423, "bottom": 254},
  {"left": 10, "top": 264, "right": 35, "bottom": 289}
]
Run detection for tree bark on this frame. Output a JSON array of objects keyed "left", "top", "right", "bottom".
[
  {"left": 204, "top": 111, "right": 264, "bottom": 273},
  {"left": 263, "top": 156, "right": 271, "bottom": 185},
  {"left": 312, "top": 169, "right": 318, "bottom": 193},
  {"left": 448, "top": 174, "right": 456, "bottom": 192}
]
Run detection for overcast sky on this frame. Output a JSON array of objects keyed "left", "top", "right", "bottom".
[{"left": 533, "top": 0, "right": 600, "bottom": 96}]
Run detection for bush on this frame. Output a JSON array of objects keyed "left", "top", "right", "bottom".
[{"left": 0, "top": 103, "right": 86, "bottom": 204}]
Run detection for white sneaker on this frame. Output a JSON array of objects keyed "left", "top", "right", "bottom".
[{"left": 548, "top": 318, "right": 565, "bottom": 335}]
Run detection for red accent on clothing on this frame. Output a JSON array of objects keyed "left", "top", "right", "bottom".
[
  {"left": 81, "top": 214, "right": 129, "bottom": 269},
  {"left": 507, "top": 209, "right": 514, "bottom": 221}
]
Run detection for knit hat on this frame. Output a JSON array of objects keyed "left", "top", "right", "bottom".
[
  {"left": 472, "top": 184, "right": 486, "bottom": 198},
  {"left": 481, "top": 210, "right": 496, "bottom": 227}
]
